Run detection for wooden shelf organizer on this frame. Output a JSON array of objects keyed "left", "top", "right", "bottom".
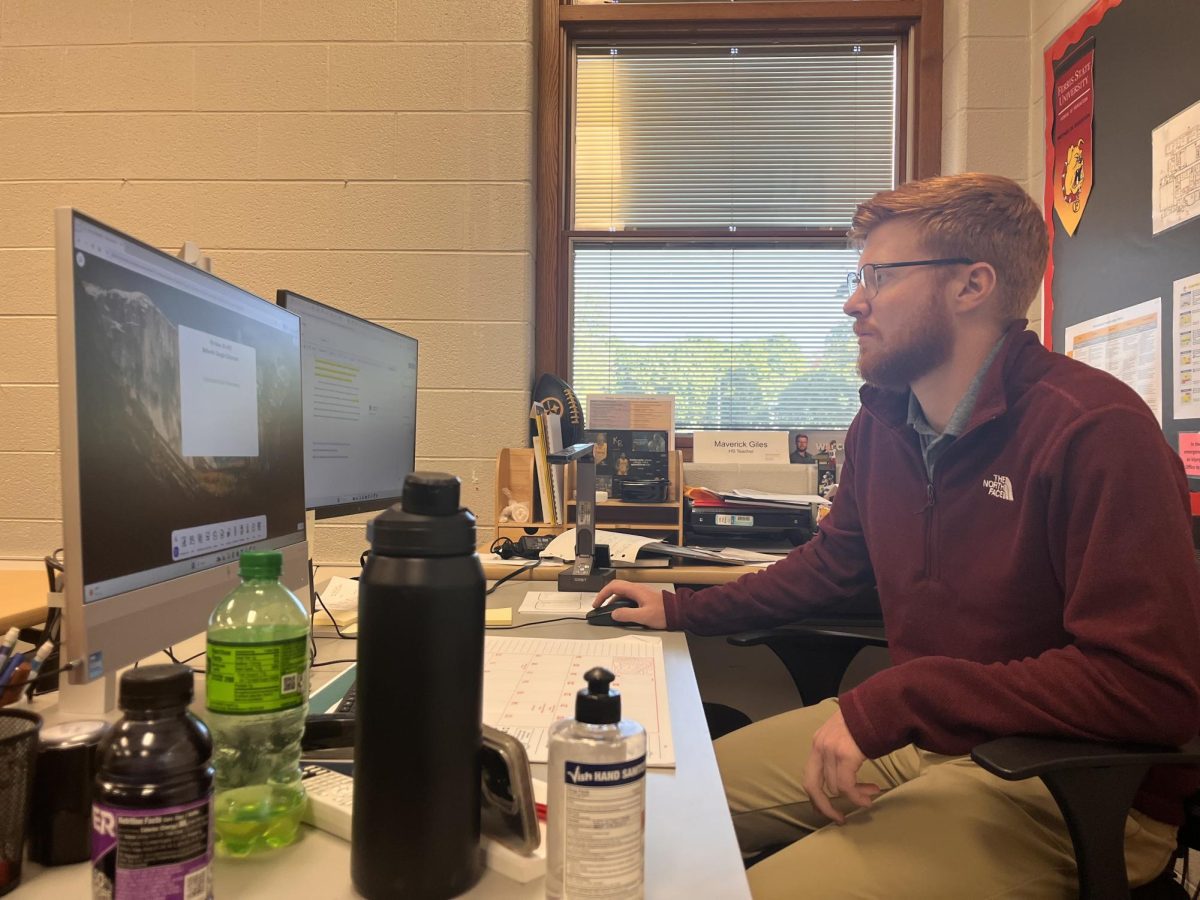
[{"left": 494, "top": 448, "right": 684, "bottom": 545}]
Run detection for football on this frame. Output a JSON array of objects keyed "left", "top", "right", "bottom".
[{"left": 531, "top": 372, "right": 585, "bottom": 446}]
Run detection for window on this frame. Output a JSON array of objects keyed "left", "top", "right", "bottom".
[{"left": 537, "top": 0, "right": 944, "bottom": 431}]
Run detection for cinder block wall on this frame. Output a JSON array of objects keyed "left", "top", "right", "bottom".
[
  {"left": 940, "top": 1, "right": 1037, "bottom": 330},
  {"left": 0, "top": 0, "right": 535, "bottom": 564}
]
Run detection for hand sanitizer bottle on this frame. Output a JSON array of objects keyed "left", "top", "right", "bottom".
[{"left": 546, "top": 667, "right": 647, "bottom": 899}]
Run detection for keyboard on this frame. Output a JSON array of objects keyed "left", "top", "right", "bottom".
[{"left": 332, "top": 680, "right": 356, "bottom": 715}]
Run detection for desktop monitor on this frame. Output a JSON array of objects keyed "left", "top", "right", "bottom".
[
  {"left": 55, "top": 209, "right": 309, "bottom": 703},
  {"left": 276, "top": 290, "right": 418, "bottom": 519}
]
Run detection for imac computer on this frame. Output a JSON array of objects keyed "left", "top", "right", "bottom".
[
  {"left": 55, "top": 209, "right": 309, "bottom": 711},
  {"left": 276, "top": 290, "right": 418, "bottom": 519}
]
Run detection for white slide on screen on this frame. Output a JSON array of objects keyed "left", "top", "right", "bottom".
[{"left": 178, "top": 324, "right": 259, "bottom": 457}]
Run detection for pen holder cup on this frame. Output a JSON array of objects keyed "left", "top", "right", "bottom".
[{"left": 0, "top": 710, "right": 42, "bottom": 896}]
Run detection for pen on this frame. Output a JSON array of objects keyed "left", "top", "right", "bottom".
[
  {"left": 0, "top": 651, "right": 26, "bottom": 691},
  {"left": 25, "top": 641, "right": 54, "bottom": 681},
  {"left": 0, "top": 626, "right": 18, "bottom": 672}
]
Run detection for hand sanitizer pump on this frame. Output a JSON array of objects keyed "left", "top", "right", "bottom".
[{"left": 548, "top": 443, "right": 616, "bottom": 592}]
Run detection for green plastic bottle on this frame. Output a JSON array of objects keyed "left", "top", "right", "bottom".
[{"left": 205, "top": 550, "right": 309, "bottom": 856}]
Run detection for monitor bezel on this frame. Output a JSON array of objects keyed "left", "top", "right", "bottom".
[
  {"left": 276, "top": 289, "right": 418, "bottom": 521},
  {"left": 57, "top": 208, "right": 309, "bottom": 685}
]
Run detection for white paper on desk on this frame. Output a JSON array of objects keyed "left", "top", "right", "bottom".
[
  {"left": 723, "top": 488, "right": 830, "bottom": 507},
  {"left": 541, "top": 528, "right": 663, "bottom": 564},
  {"left": 483, "top": 634, "right": 675, "bottom": 767},
  {"left": 315, "top": 576, "right": 358, "bottom": 626},
  {"left": 518, "top": 591, "right": 592, "bottom": 617},
  {"left": 715, "top": 547, "right": 785, "bottom": 567}
]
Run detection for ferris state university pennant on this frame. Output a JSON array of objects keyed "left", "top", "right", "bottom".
[{"left": 1052, "top": 37, "right": 1095, "bottom": 236}]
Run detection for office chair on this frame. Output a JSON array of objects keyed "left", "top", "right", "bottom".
[{"left": 727, "top": 621, "right": 1200, "bottom": 900}]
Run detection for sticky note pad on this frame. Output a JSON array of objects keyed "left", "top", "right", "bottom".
[{"left": 486, "top": 607, "right": 513, "bottom": 626}]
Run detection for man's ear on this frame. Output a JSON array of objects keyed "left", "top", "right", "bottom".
[{"left": 951, "top": 261, "right": 998, "bottom": 315}]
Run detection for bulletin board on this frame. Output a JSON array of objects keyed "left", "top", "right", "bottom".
[{"left": 1043, "top": 0, "right": 1200, "bottom": 482}]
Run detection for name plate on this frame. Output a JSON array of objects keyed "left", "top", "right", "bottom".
[{"left": 692, "top": 431, "right": 789, "bottom": 464}]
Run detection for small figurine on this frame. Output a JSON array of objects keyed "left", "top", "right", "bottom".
[{"left": 498, "top": 488, "right": 530, "bottom": 524}]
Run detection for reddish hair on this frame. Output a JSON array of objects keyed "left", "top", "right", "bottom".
[{"left": 848, "top": 173, "right": 1049, "bottom": 323}]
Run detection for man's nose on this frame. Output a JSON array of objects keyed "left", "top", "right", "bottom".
[{"left": 843, "top": 284, "right": 868, "bottom": 318}]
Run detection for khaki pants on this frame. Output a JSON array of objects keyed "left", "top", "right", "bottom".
[{"left": 716, "top": 699, "right": 1179, "bottom": 899}]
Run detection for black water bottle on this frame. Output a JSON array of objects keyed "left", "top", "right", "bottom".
[{"left": 352, "top": 472, "right": 486, "bottom": 899}]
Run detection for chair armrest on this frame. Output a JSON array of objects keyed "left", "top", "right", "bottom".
[
  {"left": 971, "top": 735, "right": 1200, "bottom": 900},
  {"left": 727, "top": 620, "right": 887, "bottom": 647},
  {"left": 971, "top": 735, "right": 1200, "bottom": 780},
  {"left": 726, "top": 621, "right": 887, "bottom": 705}
]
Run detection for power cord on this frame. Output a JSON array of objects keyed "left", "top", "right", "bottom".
[
  {"left": 486, "top": 559, "right": 541, "bottom": 595},
  {"left": 311, "top": 658, "right": 357, "bottom": 669},
  {"left": 486, "top": 615, "right": 581, "bottom": 630},
  {"left": 310, "top": 564, "right": 358, "bottom": 641},
  {"left": 313, "top": 589, "right": 357, "bottom": 641}
]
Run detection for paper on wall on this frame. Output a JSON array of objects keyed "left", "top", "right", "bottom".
[
  {"left": 1172, "top": 272, "right": 1200, "bottom": 420},
  {"left": 1064, "top": 298, "right": 1162, "bottom": 423}
]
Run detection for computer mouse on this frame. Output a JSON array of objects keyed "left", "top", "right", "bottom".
[{"left": 586, "top": 597, "right": 646, "bottom": 629}]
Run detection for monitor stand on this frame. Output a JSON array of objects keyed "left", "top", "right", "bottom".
[{"left": 56, "top": 670, "right": 118, "bottom": 718}]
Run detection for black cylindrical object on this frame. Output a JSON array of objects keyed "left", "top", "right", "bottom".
[
  {"left": 29, "top": 719, "right": 109, "bottom": 865},
  {"left": 352, "top": 472, "right": 486, "bottom": 899}
]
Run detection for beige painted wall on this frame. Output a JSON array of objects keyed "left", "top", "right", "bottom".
[
  {"left": 0, "top": 0, "right": 536, "bottom": 564},
  {"left": 0, "top": 0, "right": 1119, "bottom": 566},
  {"left": 940, "top": 0, "right": 1101, "bottom": 339}
]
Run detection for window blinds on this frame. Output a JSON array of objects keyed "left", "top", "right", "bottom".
[
  {"left": 572, "top": 244, "right": 864, "bottom": 430},
  {"left": 570, "top": 41, "right": 897, "bottom": 430},
  {"left": 574, "top": 42, "right": 897, "bottom": 230}
]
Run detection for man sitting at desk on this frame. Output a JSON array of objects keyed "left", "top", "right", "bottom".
[{"left": 594, "top": 173, "right": 1200, "bottom": 898}]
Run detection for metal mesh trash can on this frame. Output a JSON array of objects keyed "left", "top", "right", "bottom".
[{"left": 0, "top": 710, "right": 42, "bottom": 896}]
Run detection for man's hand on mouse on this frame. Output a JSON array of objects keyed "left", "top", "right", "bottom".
[{"left": 592, "top": 580, "right": 668, "bottom": 630}]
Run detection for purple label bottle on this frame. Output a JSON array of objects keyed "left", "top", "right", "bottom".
[{"left": 92, "top": 665, "right": 214, "bottom": 900}]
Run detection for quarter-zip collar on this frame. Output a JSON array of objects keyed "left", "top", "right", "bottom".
[{"left": 859, "top": 319, "right": 1034, "bottom": 437}]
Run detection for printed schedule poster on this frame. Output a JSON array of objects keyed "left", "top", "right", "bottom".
[
  {"left": 1172, "top": 272, "right": 1200, "bottom": 420},
  {"left": 1064, "top": 297, "right": 1162, "bottom": 424}
]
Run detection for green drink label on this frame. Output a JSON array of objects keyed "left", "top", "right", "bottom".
[{"left": 206, "top": 637, "right": 307, "bottom": 714}]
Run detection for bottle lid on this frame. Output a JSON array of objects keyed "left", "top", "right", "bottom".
[
  {"left": 239, "top": 550, "right": 282, "bottom": 580},
  {"left": 575, "top": 666, "right": 620, "bottom": 725},
  {"left": 366, "top": 472, "right": 476, "bottom": 557},
  {"left": 119, "top": 664, "right": 194, "bottom": 711}
]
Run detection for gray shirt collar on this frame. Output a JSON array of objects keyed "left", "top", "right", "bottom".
[{"left": 906, "top": 335, "right": 1006, "bottom": 475}]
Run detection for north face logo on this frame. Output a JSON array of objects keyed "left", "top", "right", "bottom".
[{"left": 982, "top": 474, "right": 1014, "bottom": 501}]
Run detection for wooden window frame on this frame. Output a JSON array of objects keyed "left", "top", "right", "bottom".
[{"left": 535, "top": 0, "right": 944, "bottom": 379}]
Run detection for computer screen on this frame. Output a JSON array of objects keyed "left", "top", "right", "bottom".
[
  {"left": 57, "top": 209, "right": 308, "bottom": 693},
  {"left": 277, "top": 290, "right": 418, "bottom": 519}
]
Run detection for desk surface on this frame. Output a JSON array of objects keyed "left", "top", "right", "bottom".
[{"left": 15, "top": 579, "right": 750, "bottom": 900}]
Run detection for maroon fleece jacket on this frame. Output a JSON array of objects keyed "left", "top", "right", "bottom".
[{"left": 665, "top": 324, "right": 1200, "bottom": 824}]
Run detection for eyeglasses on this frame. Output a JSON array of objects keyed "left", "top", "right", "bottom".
[{"left": 846, "top": 257, "right": 975, "bottom": 299}]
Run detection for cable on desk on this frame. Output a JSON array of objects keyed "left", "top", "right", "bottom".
[
  {"left": 311, "top": 658, "right": 357, "bottom": 669},
  {"left": 485, "top": 616, "right": 582, "bottom": 630},
  {"left": 486, "top": 559, "right": 541, "bottom": 595}
]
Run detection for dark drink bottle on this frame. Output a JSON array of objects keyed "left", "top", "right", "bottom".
[{"left": 351, "top": 472, "right": 486, "bottom": 899}]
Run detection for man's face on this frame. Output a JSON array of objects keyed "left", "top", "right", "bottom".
[
  {"left": 842, "top": 218, "right": 955, "bottom": 390},
  {"left": 795, "top": 436, "right": 808, "bottom": 452}
]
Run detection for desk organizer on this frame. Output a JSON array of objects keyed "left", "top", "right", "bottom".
[{"left": 494, "top": 449, "right": 684, "bottom": 545}]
